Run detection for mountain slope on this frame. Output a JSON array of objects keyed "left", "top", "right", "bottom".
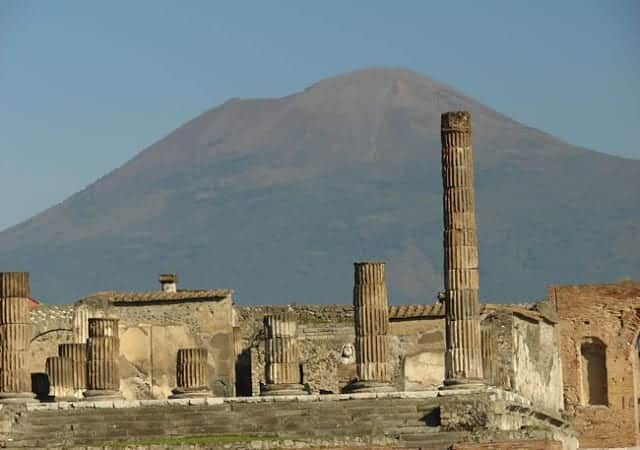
[{"left": 1, "top": 68, "right": 639, "bottom": 304}]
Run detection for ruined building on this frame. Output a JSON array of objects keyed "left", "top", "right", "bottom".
[{"left": 0, "top": 111, "right": 638, "bottom": 449}]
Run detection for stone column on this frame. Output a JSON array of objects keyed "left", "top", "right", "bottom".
[
  {"left": 441, "top": 111, "right": 484, "bottom": 388},
  {"left": 84, "top": 318, "right": 122, "bottom": 400},
  {"left": 46, "top": 356, "right": 75, "bottom": 401},
  {"left": 347, "top": 262, "right": 393, "bottom": 393},
  {"left": 261, "top": 312, "right": 305, "bottom": 396},
  {"left": 72, "top": 305, "right": 90, "bottom": 344},
  {"left": 59, "top": 343, "right": 87, "bottom": 398},
  {"left": 170, "top": 348, "right": 211, "bottom": 398},
  {"left": 0, "top": 272, "right": 36, "bottom": 403}
]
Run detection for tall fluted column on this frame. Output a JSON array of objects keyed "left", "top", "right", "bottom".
[
  {"left": 261, "top": 312, "right": 305, "bottom": 396},
  {"left": 441, "top": 111, "right": 484, "bottom": 387},
  {"left": 170, "top": 348, "right": 211, "bottom": 398},
  {"left": 59, "top": 343, "right": 87, "bottom": 398},
  {"left": 84, "top": 318, "right": 123, "bottom": 400},
  {"left": 347, "top": 262, "right": 393, "bottom": 393},
  {"left": 0, "top": 272, "right": 36, "bottom": 403},
  {"left": 46, "top": 356, "right": 75, "bottom": 401}
]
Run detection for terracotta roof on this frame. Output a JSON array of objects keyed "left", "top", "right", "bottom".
[
  {"left": 389, "top": 303, "right": 445, "bottom": 319},
  {"left": 388, "top": 302, "right": 556, "bottom": 324},
  {"left": 80, "top": 289, "right": 232, "bottom": 304}
]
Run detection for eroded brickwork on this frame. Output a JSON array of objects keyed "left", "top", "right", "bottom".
[{"left": 554, "top": 281, "right": 640, "bottom": 448}]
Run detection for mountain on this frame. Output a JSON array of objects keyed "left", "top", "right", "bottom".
[{"left": 1, "top": 68, "right": 639, "bottom": 305}]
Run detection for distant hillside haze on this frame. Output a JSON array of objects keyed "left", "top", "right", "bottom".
[{"left": 1, "top": 68, "right": 639, "bottom": 305}]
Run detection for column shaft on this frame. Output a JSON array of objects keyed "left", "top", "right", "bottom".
[
  {"left": 0, "top": 272, "right": 35, "bottom": 402},
  {"left": 353, "top": 262, "right": 391, "bottom": 385},
  {"left": 84, "top": 318, "right": 122, "bottom": 399},
  {"left": 59, "top": 343, "right": 87, "bottom": 391},
  {"left": 441, "top": 111, "right": 484, "bottom": 386},
  {"left": 262, "top": 312, "right": 305, "bottom": 395},
  {"left": 176, "top": 348, "right": 208, "bottom": 389},
  {"left": 46, "top": 356, "right": 75, "bottom": 400}
]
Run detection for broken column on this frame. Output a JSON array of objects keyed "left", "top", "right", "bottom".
[
  {"left": 46, "top": 356, "right": 75, "bottom": 401},
  {"left": 0, "top": 272, "right": 36, "bottom": 403},
  {"left": 261, "top": 312, "right": 305, "bottom": 396},
  {"left": 347, "top": 261, "right": 393, "bottom": 393},
  {"left": 441, "top": 111, "right": 484, "bottom": 388},
  {"left": 84, "top": 318, "right": 123, "bottom": 400},
  {"left": 170, "top": 348, "right": 211, "bottom": 398},
  {"left": 71, "top": 304, "right": 90, "bottom": 344},
  {"left": 59, "top": 343, "right": 87, "bottom": 399}
]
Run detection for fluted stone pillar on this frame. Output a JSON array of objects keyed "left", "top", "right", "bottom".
[
  {"left": 0, "top": 272, "right": 36, "bottom": 403},
  {"left": 347, "top": 262, "right": 393, "bottom": 393},
  {"left": 46, "top": 356, "right": 75, "bottom": 401},
  {"left": 170, "top": 348, "right": 211, "bottom": 398},
  {"left": 59, "top": 343, "right": 87, "bottom": 398},
  {"left": 441, "top": 111, "right": 484, "bottom": 388},
  {"left": 84, "top": 318, "right": 122, "bottom": 400},
  {"left": 261, "top": 312, "right": 305, "bottom": 396},
  {"left": 72, "top": 305, "right": 90, "bottom": 344},
  {"left": 481, "top": 327, "right": 497, "bottom": 387}
]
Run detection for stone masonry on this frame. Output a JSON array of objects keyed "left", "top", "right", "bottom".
[
  {"left": 0, "top": 272, "right": 36, "bottom": 403},
  {"left": 348, "top": 261, "right": 393, "bottom": 392},
  {"left": 441, "top": 111, "right": 484, "bottom": 387},
  {"left": 554, "top": 281, "right": 640, "bottom": 448}
]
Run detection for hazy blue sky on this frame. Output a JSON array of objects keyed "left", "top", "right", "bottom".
[{"left": 1, "top": 1, "right": 638, "bottom": 232}]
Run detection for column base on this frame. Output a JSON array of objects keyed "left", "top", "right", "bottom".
[
  {"left": 261, "top": 383, "right": 307, "bottom": 396},
  {"left": 169, "top": 387, "right": 211, "bottom": 399},
  {"left": 440, "top": 378, "right": 485, "bottom": 390},
  {"left": 0, "top": 392, "right": 38, "bottom": 404},
  {"left": 343, "top": 381, "right": 394, "bottom": 394},
  {"left": 83, "top": 389, "right": 124, "bottom": 401}
]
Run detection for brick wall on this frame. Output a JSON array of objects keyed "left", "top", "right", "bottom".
[{"left": 554, "top": 281, "right": 640, "bottom": 448}]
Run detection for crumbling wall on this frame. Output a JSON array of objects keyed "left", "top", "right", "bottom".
[
  {"left": 554, "top": 281, "right": 640, "bottom": 449},
  {"left": 26, "top": 297, "right": 235, "bottom": 399},
  {"left": 27, "top": 305, "right": 74, "bottom": 397},
  {"left": 110, "top": 297, "right": 236, "bottom": 398},
  {"left": 236, "top": 305, "right": 445, "bottom": 394},
  {"left": 480, "top": 309, "right": 564, "bottom": 414}
]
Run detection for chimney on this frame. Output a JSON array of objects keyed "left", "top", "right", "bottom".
[{"left": 159, "top": 274, "right": 178, "bottom": 293}]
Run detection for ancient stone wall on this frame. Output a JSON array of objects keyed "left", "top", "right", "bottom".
[
  {"left": 554, "top": 281, "right": 640, "bottom": 449},
  {"left": 481, "top": 308, "right": 564, "bottom": 413},
  {"left": 26, "top": 296, "right": 235, "bottom": 399},
  {"left": 239, "top": 305, "right": 445, "bottom": 395}
]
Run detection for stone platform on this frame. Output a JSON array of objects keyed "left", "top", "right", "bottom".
[{"left": 0, "top": 388, "right": 576, "bottom": 449}]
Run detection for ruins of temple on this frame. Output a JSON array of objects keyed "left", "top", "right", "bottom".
[{"left": 1, "top": 111, "right": 638, "bottom": 449}]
